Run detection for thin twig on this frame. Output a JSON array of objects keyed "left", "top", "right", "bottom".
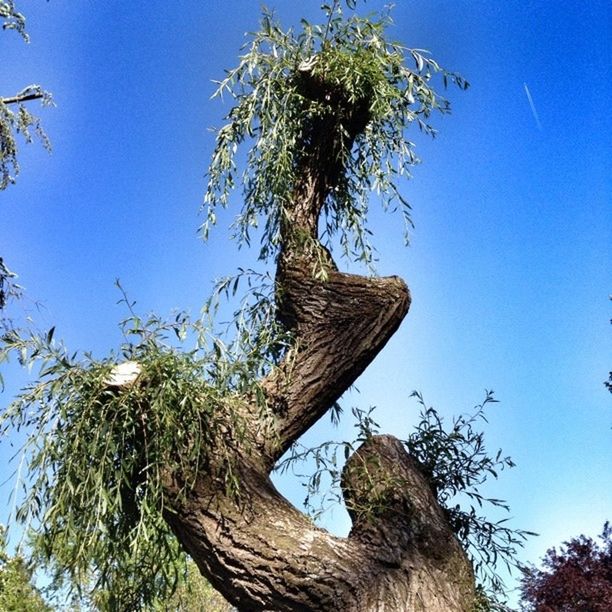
[{"left": 323, "top": 0, "right": 340, "bottom": 43}]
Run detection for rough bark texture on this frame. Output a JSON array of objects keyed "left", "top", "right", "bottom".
[{"left": 162, "top": 67, "right": 476, "bottom": 610}]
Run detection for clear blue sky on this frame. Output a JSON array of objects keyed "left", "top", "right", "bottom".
[{"left": 2, "top": 0, "right": 610, "bottom": 605}]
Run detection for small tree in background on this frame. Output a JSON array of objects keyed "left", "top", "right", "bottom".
[
  {"left": 519, "top": 523, "right": 612, "bottom": 611},
  {"left": 157, "top": 559, "right": 233, "bottom": 612},
  {"left": 0, "top": 526, "right": 51, "bottom": 612}
]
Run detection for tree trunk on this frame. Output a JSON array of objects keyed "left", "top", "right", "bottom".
[{"left": 162, "top": 68, "right": 476, "bottom": 610}]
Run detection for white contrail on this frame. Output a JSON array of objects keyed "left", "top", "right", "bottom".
[{"left": 523, "top": 83, "right": 543, "bottom": 131}]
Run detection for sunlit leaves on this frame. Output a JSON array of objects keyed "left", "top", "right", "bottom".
[
  {"left": 0, "top": 257, "right": 21, "bottom": 314},
  {"left": 0, "top": 1, "right": 27, "bottom": 41},
  {"left": 405, "top": 391, "right": 536, "bottom": 604},
  {"left": 0, "top": 289, "right": 277, "bottom": 609},
  {"left": 1, "top": 5, "right": 53, "bottom": 190},
  {"left": 203, "top": 3, "right": 468, "bottom": 264},
  {"left": 0, "top": 87, "right": 52, "bottom": 190},
  {"left": 205, "top": 267, "right": 290, "bottom": 373}
]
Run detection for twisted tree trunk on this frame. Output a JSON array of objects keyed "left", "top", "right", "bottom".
[{"left": 162, "top": 69, "right": 476, "bottom": 611}]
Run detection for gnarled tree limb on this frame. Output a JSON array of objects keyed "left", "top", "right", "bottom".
[{"left": 157, "top": 63, "right": 474, "bottom": 611}]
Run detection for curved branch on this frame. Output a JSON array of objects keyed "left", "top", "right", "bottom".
[
  {"left": 262, "top": 260, "right": 410, "bottom": 463},
  {"left": 164, "top": 435, "right": 472, "bottom": 611},
  {"left": 162, "top": 57, "right": 474, "bottom": 611}
]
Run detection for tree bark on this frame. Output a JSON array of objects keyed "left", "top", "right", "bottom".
[{"left": 161, "top": 67, "right": 476, "bottom": 610}]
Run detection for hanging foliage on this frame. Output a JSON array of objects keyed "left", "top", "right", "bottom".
[
  {"left": 203, "top": 3, "right": 468, "bottom": 263},
  {"left": 0, "top": 278, "right": 282, "bottom": 608}
]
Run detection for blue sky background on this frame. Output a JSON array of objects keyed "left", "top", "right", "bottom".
[{"left": 1, "top": 0, "right": 610, "bottom": 605}]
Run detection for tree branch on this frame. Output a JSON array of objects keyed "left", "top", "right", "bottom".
[
  {"left": 261, "top": 261, "right": 410, "bottom": 464},
  {"left": 162, "top": 56, "right": 474, "bottom": 611},
  {"left": 163, "top": 434, "right": 472, "bottom": 611},
  {"left": 0, "top": 91, "right": 45, "bottom": 106}
]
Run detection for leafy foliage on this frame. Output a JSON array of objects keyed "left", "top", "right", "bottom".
[
  {"left": 405, "top": 391, "right": 535, "bottom": 605},
  {"left": 0, "top": 525, "right": 51, "bottom": 612},
  {"left": 0, "top": 257, "right": 21, "bottom": 313},
  {"left": 154, "top": 558, "right": 233, "bottom": 612},
  {"left": 0, "top": 0, "right": 27, "bottom": 41},
  {"left": 276, "top": 406, "right": 371, "bottom": 520},
  {"left": 1, "top": 1, "right": 52, "bottom": 337},
  {"left": 0, "top": 282, "right": 279, "bottom": 609},
  {"left": 0, "top": 258, "right": 22, "bottom": 369},
  {"left": 0, "top": 86, "right": 52, "bottom": 189},
  {"left": 520, "top": 523, "right": 612, "bottom": 611},
  {"left": 278, "top": 392, "right": 533, "bottom": 607},
  {"left": 1, "top": 1, "right": 52, "bottom": 190},
  {"left": 203, "top": 2, "right": 467, "bottom": 263}
]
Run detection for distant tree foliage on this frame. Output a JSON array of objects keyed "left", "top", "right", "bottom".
[
  {"left": 0, "top": 526, "right": 51, "bottom": 612},
  {"left": 155, "top": 559, "right": 233, "bottom": 612},
  {"left": 0, "top": 0, "right": 52, "bottom": 319},
  {"left": 520, "top": 522, "right": 612, "bottom": 611},
  {"left": 0, "top": 0, "right": 52, "bottom": 188}
]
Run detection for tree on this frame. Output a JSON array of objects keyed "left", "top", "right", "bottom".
[
  {"left": 156, "top": 559, "right": 233, "bottom": 612},
  {"left": 0, "top": 526, "right": 51, "bottom": 612},
  {"left": 0, "top": 2, "right": 529, "bottom": 610},
  {"left": 0, "top": 1, "right": 51, "bottom": 189},
  {"left": 519, "top": 523, "right": 612, "bottom": 611},
  {"left": 0, "top": 0, "right": 52, "bottom": 190},
  {"left": 0, "top": 1, "right": 51, "bottom": 319}
]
